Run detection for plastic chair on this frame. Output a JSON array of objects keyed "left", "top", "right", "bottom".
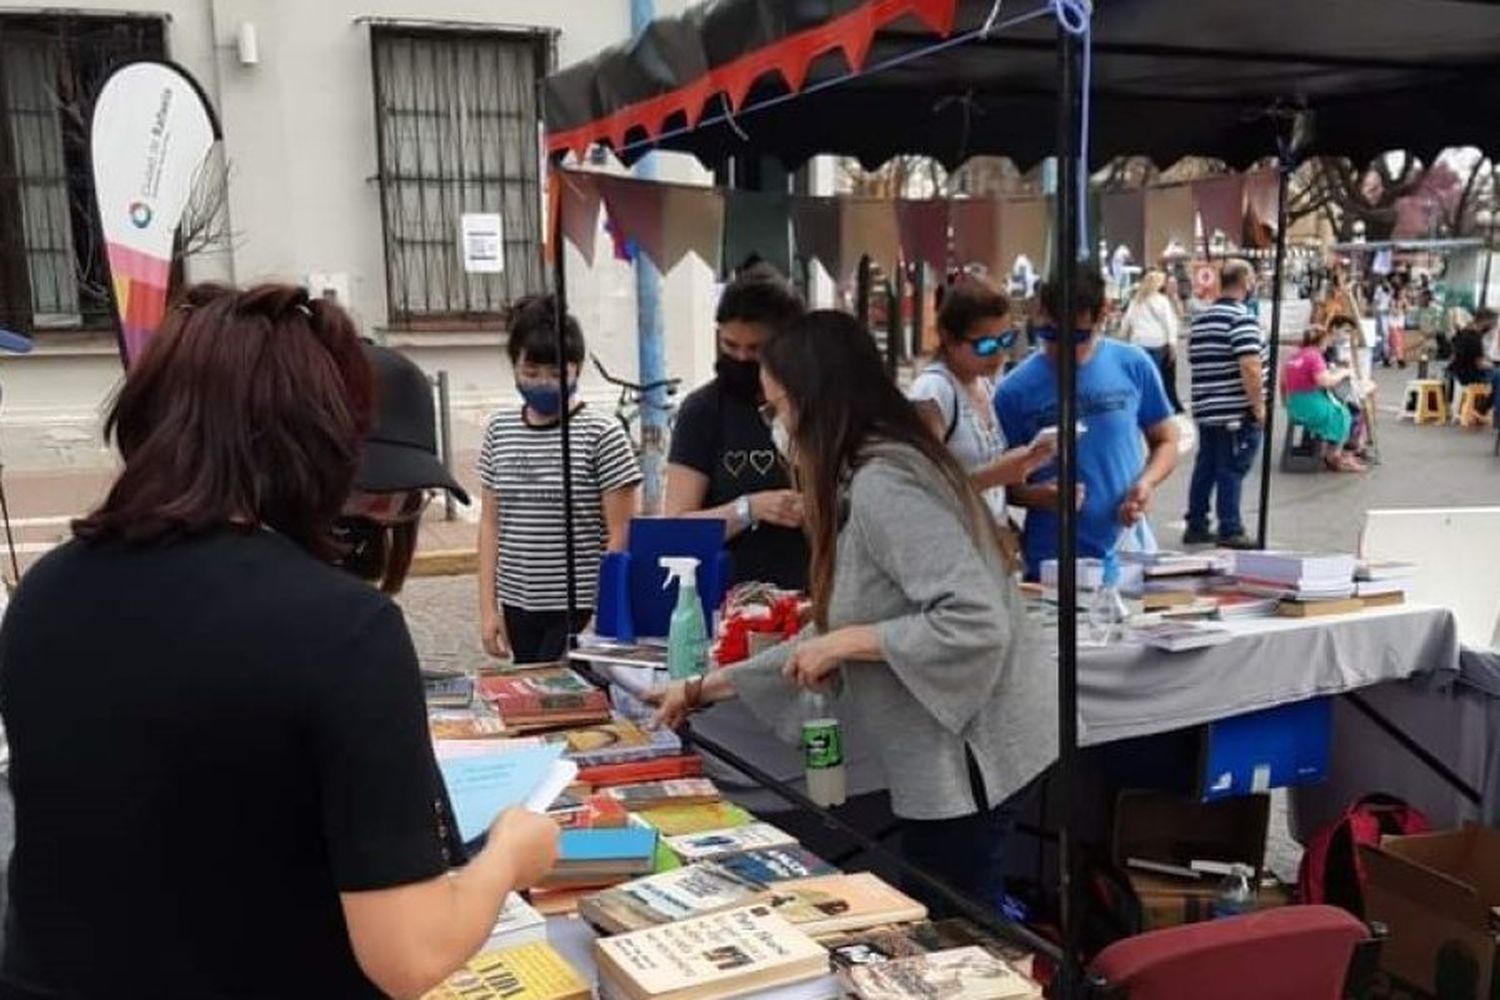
[
  {"left": 1085, "top": 905, "right": 1382, "bottom": 1000},
  {"left": 1455, "top": 383, "right": 1493, "bottom": 428},
  {"left": 1401, "top": 379, "right": 1448, "bottom": 425}
]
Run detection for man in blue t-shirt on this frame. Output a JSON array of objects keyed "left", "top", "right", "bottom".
[{"left": 994, "top": 266, "right": 1179, "bottom": 579}]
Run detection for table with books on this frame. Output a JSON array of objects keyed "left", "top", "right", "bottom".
[{"left": 419, "top": 664, "right": 1048, "bottom": 1000}]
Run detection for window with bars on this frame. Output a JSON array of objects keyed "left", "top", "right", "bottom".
[
  {"left": 370, "top": 27, "right": 548, "bottom": 327},
  {"left": 0, "top": 15, "right": 165, "bottom": 334}
]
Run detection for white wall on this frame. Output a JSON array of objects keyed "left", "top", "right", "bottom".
[{"left": 0, "top": 0, "right": 723, "bottom": 432}]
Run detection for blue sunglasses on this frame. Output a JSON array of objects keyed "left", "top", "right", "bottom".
[{"left": 968, "top": 331, "right": 1018, "bottom": 357}]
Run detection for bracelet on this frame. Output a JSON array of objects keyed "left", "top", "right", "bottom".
[{"left": 685, "top": 676, "right": 705, "bottom": 711}]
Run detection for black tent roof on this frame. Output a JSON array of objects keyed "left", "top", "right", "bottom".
[{"left": 544, "top": 0, "right": 1500, "bottom": 169}]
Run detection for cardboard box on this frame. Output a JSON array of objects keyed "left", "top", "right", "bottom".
[
  {"left": 1361, "top": 824, "right": 1500, "bottom": 999},
  {"left": 1113, "top": 791, "right": 1279, "bottom": 930}
]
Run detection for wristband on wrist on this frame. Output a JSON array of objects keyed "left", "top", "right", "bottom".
[{"left": 734, "top": 494, "right": 754, "bottom": 531}]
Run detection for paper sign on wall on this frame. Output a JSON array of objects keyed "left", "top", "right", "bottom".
[{"left": 461, "top": 213, "right": 505, "bottom": 274}]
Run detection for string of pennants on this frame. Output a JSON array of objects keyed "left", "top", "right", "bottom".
[{"left": 554, "top": 167, "right": 1283, "bottom": 280}]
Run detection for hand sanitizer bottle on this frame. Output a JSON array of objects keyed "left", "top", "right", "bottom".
[
  {"left": 1087, "top": 552, "right": 1130, "bottom": 645},
  {"left": 801, "top": 691, "right": 846, "bottom": 808},
  {"left": 661, "top": 557, "right": 707, "bottom": 680}
]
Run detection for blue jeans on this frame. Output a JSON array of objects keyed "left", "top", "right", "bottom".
[{"left": 1187, "top": 421, "right": 1262, "bottom": 538}]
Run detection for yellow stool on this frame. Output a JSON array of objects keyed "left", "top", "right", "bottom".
[
  {"left": 1457, "top": 383, "right": 1494, "bottom": 428},
  {"left": 1402, "top": 379, "right": 1448, "bottom": 425}
]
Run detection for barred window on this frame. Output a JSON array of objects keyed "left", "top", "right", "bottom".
[
  {"left": 371, "top": 27, "right": 547, "bottom": 326},
  {"left": 0, "top": 15, "right": 165, "bottom": 335}
]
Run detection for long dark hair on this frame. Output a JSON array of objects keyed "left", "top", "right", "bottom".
[
  {"left": 74, "top": 283, "right": 373, "bottom": 558},
  {"left": 760, "top": 310, "right": 1007, "bottom": 629}
]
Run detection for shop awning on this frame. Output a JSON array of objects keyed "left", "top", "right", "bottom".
[{"left": 544, "top": 0, "right": 1500, "bottom": 169}]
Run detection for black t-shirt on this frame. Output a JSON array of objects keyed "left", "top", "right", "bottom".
[
  {"left": 1451, "top": 329, "right": 1487, "bottom": 383},
  {"left": 668, "top": 379, "right": 809, "bottom": 590},
  {"left": 0, "top": 530, "right": 453, "bottom": 999}
]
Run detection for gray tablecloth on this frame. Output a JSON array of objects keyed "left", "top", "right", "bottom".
[{"left": 1078, "top": 605, "right": 1461, "bottom": 747}]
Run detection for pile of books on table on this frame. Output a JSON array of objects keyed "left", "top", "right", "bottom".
[
  {"left": 422, "top": 664, "right": 1043, "bottom": 1000},
  {"left": 1232, "top": 551, "right": 1416, "bottom": 617}
]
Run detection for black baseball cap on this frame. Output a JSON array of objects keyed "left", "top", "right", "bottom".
[{"left": 354, "top": 343, "right": 470, "bottom": 505}]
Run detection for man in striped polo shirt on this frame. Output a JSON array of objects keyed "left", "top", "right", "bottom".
[{"left": 1184, "top": 259, "right": 1267, "bottom": 549}]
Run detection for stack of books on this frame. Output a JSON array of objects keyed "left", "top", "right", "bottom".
[
  {"left": 1233, "top": 551, "right": 1362, "bottom": 617},
  {"left": 478, "top": 667, "right": 612, "bottom": 733},
  {"left": 1354, "top": 560, "right": 1416, "bottom": 608},
  {"left": 1124, "top": 621, "right": 1235, "bottom": 653}
]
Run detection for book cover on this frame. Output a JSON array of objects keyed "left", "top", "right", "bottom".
[
  {"left": 593, "top": 904, "right": 828, "bottom": 1000},
  {"left": 763, "top": 873, "right": 928, "bottom": 937},
  {"left": 438, "top": 745, "right": 569, "bottom": 843},
  {"left": 423, "top": 942, "right": 591, "bottom": 1000},
  {"left": 560, "top": 824, "right": 660, "bottom": 865},
  {"left": 847, "top": 946, "right": 1041, "bottom": 1000},
  {"left": 430, "top": 715, "right": 510, "bottom": 741},
  {"left": 1276, "top": 597, "right": 1366, "bottom": 618},
  {"left": 717, "top": 845, "right": 837, "bottom": 886},
  {"left": 667, "top": 822, "right": 799, "bottom": 862},
  {"left": 605, "top": 779, "right": 720, "bottom": 810},
  {"left": 484, "top": 893, "right": 548, "bottom": 951},
  {"left": 580, "top": 755, "right": 704, "bottom": 788},
  {"left": 545, "top": 720, "right": 682, "bottom": 766},
  {"left": 636, "top": 802, "right": 755, "bottom": 837},
  {"left": 550, "top": 792, "right": 630, "bottom": 831},
  {"left": 579, "top": 863, "right": 761, "bottom": 934},
  {"left": 479, "top": 668, "right": 609, "bottom": 718},
  {"left": 822, "top": 920, "right": 1036, "bottom": 981}
]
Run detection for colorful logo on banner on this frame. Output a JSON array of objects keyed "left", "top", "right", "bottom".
[{"left": 89, "top": 61, "right": 219, "bottom": 365}]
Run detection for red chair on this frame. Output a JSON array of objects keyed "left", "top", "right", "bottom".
[{"left": 1085, "top": 905, "right": 1383, "bottom": 1000}]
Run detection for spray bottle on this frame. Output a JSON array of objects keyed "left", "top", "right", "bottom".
[{"left": 661, "top": 557, "right": 708, "bottom": 680}]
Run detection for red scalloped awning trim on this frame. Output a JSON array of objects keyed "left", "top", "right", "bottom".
[{"left": 549, "top": 0, "right": 958, "bottom": 159}]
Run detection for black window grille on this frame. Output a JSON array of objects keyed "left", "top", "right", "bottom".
[
  {"left": 370, "top": 27, "right": 548, "bottom": 326},
  {"left": 0, "top": 15, "right": 165, "bottom": 335}
]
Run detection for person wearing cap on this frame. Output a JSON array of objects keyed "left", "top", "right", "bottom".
[
  {"left": 478, "top": 296, "right": 641, "bottom": 664},
  {"left": 0, "top": 285, "right": 559, "bottom": 999},
  {"left": 336, "top": 342, "right": 471, "bottom": 593}
]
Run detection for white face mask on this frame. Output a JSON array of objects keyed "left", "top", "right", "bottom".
[{"left": 770, "top": 418, "right": 794, "bottom": 462}]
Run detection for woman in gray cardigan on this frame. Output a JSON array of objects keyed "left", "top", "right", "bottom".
[{"left": 651, "top": 310, "right": 1058, "bottom": 915}]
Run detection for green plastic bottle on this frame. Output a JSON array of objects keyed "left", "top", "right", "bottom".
[{"left": 661, "top": 556, "right": 708, "bottom": 680}]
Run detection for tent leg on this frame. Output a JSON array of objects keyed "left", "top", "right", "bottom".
[
  {"left": 1054, "top": 20, "right": 1086, "bottom": 999},
  {"left": 1255, "top": 161, "right": 1291, "bottom": 549},
  {"left": 552, "top": 167, "right": 580, "bottom": 651}
]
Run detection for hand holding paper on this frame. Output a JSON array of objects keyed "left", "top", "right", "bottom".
[{"left": 438, "top": 745, "right": 577, "bottom": 844}]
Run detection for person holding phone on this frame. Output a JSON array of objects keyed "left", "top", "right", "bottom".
[{"left": 910, "top": 278, "right": 1055, "bottom": 527}]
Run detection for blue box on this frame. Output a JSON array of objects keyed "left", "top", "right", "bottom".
[{"left": 1199, "top": 697, "right": 1332, "bottom": 802}]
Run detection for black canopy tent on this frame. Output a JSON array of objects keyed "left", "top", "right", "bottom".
[{"left": 541, "top": 1, "right": 1500, "bottom": 990}]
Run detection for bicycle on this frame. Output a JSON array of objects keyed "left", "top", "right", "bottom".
[{"left": 592, "top": 355, "right": 682, "bottom": 455}]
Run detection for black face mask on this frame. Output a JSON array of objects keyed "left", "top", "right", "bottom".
[
  {"left": 715, "top": 355, "right": 762, "bottom": 399},
  {"left": 331, "top": 517, "right": 386, "bottom": 582}
]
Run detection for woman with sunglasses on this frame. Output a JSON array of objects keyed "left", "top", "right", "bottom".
[{"left": 910, "top": 279, "right": 1055, "bottom": 525}]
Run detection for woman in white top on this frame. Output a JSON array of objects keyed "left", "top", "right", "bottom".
[
  {"left": 1119, "top": 269, "right": 1184, "bottom": 413},
  {"left": 909, "top": 278, "right": 1053, "bottom": 524}
]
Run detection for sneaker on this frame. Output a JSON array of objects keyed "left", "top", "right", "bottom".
[
  {"left": 1217, "top": 533, "right": 1258, "bottom": 550},
  {"left": 1182, "top": 528, "right": 1215, "bottom": 546}
]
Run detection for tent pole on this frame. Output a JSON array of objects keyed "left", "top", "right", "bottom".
[
  {"left": 1054, "top": 21, "right": 1085, "bottom": 999},
  {"left": 551, "top": 165, "right": 581, "bottom": 650},
  {"left": 1255, "top": 160, "right": 1291, "bottom": 550}
]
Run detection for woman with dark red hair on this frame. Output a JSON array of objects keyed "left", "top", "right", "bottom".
[{"left": 0, "top": 285, "right": 556, "bottom": 999}]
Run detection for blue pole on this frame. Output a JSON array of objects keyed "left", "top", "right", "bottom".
[{"left": 631, "top": 0, "right": 668, "bottom": 514}]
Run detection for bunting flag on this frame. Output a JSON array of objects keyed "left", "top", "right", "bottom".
[
  {"left": 89, "top": 60, "right": 219, "bottom": 365},
  {"left": 596, "top": 174, "right": 724, "bottom": 274},
  {"left": 723, "top": 189, "right": 791, "bottom": 275},
  {"left": 896, "top": 199, "right": 949, "bottom": 275},
  {"left": 839, "top": 198, "right": 901, "bottom": 280},
  {"left": 998, "top": 198, "right": 1048, "bottom": 278},
  {"left": 1192, "top": 174, "right": 1247, "bottom": 250},
  {"left": 951, "top": 199, "right": 999, "bottom": 278},
  {"left": 793, "top": 196, "right": 843, "bottom": 281},
  {"left": 546, "top": 0, "right": 960, "bottom": 159},
  {"left": 557, "top": 170, "right": 603, "bottom": 265},
  {"left": 1100, "top": 189, "right": 1146, "bottom": 265},
  {"left": 1143, "top": 185, "right": 1196, "bottom": 263}
]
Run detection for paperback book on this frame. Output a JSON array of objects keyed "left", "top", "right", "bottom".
[{"left": 667, "top": 822, "right": 799, "bottom": 862}]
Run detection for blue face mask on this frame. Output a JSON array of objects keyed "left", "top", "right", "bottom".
[
  {"left": 517, "top": 380, "right": 576, "bottom": 417},
  {"left": 1034, "top": 325, "right": 1093, "bottom": 345}
]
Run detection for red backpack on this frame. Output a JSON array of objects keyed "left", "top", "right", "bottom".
[{"left": 1298, "top": 793, "right": 1429, "bottom": 918}]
